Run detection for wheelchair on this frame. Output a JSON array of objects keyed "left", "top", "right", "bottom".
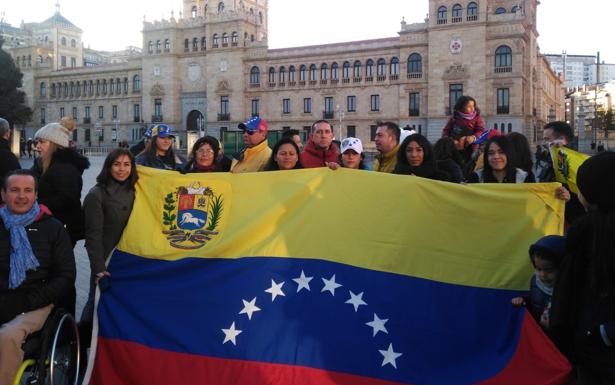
[{"left": 13, "top": 308, "right": 81, "bottom": 385}]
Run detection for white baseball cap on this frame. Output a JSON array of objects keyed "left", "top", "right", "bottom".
[{"left": 341, "top": 137, "right": 363, "bottom": 154}]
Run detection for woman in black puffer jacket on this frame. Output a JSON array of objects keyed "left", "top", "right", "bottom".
[{"left": 32, "top": 117, "right": 90, "bottom": 246}]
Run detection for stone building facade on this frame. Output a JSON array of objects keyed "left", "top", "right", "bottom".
[{"left": 6, "top": 0, "right": 564, "bottom": 150}]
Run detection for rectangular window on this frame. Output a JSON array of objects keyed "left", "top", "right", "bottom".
[
  {"left": 347, "top": 125, "right": 356, "bottom": 138},
  {"left": 99, "top": 128, "right": 104, "bottom": 142},
  {"left": 154, "top": 99, "right": 163, "bottom": 117},
  {"left": 112, "top": 128, "right": 117, "bottom": 142},
  {"left": 59, "top": 107, "right": 65, "bottom": 118},
  {"left": 40, "top": 108, "right": 46, "bottom": 124},
  {"left": 133, "top": 104, "right": 140, "bottom": 122},
  {"left": 112, "top": 105, "right": 118, "bottom": 119},
  {"left": 449, "top": 84, "right": 463, "bottom": 115},
  {"left": 497, "top": 88, "right": 510, "bottom": 114},
  {"left": 72, "top": 107, "right": 77, "bottom": 119},
  {"left": 304, "top": 98, "right": 312, "bottom": 113},
  {"left": 61, "top": 56, "right": 66, "bottom": 67},
  {"left": 370, "top": 125, "right": 378, "bottom": 141},
  {"left": 98, "top": 106, "right": 104, "bottom": 119},
  {"left": 409, "top": 92, "right": 420, "bottom": 116},
  {"left": 85, "top": 106, "right": 91, "bottom": 118},
  {"left": 324, "top": 97, "right": 334, "bottom": 114},
  {"left": 251, "top": 99, "right": 260, "bottom": 117},
  {"left": 220, "top": 96, "right": 229, "bottom": 114},
  {"left": 72, "top": 129, "right": 78, "bottom": 142},
  {"left": 370, "top": 95, "right": 380, "bottom": 111},
  {"left": 347, "top": 96, "right": 356, "bottom": 112},
  {"left": 70, "top": 57, "right": 76, "bottom": 68},
  {"left": 283, "top": 98, "right": 291, "bottom": 114},
  {"left": 85, "top": 128, "right": 91, "bottom": 143}
]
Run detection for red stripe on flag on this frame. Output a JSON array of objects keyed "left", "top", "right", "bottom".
[
  {"left": 477, "top": 312, "right": 572, "bottom": 385},
  {"left": 90, "top": 338, "right": 412, "bottom": 385}
]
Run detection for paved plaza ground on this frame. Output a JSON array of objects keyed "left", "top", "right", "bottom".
[{"left": 19, "top": 154, "right": 105, "bottom": 320}]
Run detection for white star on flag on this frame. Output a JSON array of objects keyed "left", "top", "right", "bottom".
[
  {"left": 321, "top": 274, "right": 342, "bottom": 296},
  {"left": 292, "top": 270, "right": 313, "bottom": 292},
  {"left": 366, "top": 313, "right": 389, "bottom": 337},
  {"left": 379, "top": 343, "right": 402, "bottom": 369},
  {"left": 265, "top": 279, "right": 286, "bottom": 302},
  {"left": 239, "top": 297, "right": 261, "bottom": 320},
  {"left": 222, "top": 321, "right": 242, "bottom": 345},
  {"left": 345, "top": 290, "right": 367, "bottom": 312}
]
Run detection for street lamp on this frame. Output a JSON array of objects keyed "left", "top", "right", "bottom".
[{"left": 335, "top": 104, "right": 345, "bottom": 140}]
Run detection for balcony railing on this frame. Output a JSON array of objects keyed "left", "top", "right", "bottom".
[
  {"left": 437, "top": 18, "right": 447, "bottom": 25},
  {"left": 365, "top": 76, "right": 373, "bottom": 82},
  {"left": 152, "top": 115, "right": 163, "bottom": 123},
  {"left": 467, "top": 14, "right": 478, "bottom": 21},
  {"left": 409, "top": 109, "right": 420, "bottom": 117},
  {"left": 249, "top": 83, "right": 260, "bottom": 88},
  {"left": 323, "top": 111, "right": 334, "bottom": 119},
  {"left": 494, "top": 66, "right": 512, "bottom": 73},
  {"left": 353, "top": 77, "right": 362, "bottom": 83},
  {"left": 407, "top": 72, "right": 422, "bottom": 79},
  {"left": 452, "top": 17, "right": 462, "bottom": 23},
  {"left": 331, "top": 79, "right": 339, "bottom": 84},
  {"left": 133, "top": 116, "right": 141, "bottom": 123},
  {"left": 342, "top": 78, "right": 350, "bottom": 84},
  {"left": 377, "top": 76, "right": 386, "bottom": 82},
  {"left": 218, "top": 113, "right": 230, "bottom": 121},
  {"left": 83, "top": 117, "right": 91, "bottom": 124},
  {"left": 497, "top": 106, "right": 510, "bottom": 114},
  {"left": 390, "top": 74, "right": 399, "bottom": 81}
]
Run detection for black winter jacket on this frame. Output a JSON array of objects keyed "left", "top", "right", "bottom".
[
  {"left": 32, "top": 148, "right": 90, "bottom": 244},
  {"left": 0, "top": 207, "right": 76, "bottom": 324},
  {"left": 0, "top": 137, "right": 21, "bottom": 187}
]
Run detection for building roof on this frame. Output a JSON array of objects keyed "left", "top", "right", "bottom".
[{"left": 40, "top": 12, "right": 82, "bottom": 32}]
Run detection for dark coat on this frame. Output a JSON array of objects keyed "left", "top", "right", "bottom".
[
  {"left": 83, "top": 180, "right": 135, "bottom": 275},
  {"left": 0, "top": 137, "right": 21, "bottom": 186},
  {"left": 0, "top": 206, "right": 76, "bottom": 324},
  {"left": 32, "top": 148, "right": 90, "bottom": 244}
]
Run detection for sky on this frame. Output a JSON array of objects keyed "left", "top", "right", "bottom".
[{"left": 1, "top": 0, "right": 614, "bottom": 62}]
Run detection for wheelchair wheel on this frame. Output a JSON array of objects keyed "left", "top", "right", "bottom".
[{"left": 47, "top": 313, "right": 81, "bottom": 385}]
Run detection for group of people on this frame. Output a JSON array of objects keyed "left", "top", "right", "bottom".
[{"left": 0, "top": 91, "right": 614, "bottom": 384}]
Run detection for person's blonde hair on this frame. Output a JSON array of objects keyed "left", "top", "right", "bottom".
[{"left": 41, "top": 140, "right": 59, "bottom": 174}]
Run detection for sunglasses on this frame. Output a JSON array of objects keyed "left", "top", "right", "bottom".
[{"left": 242, "top": 129, "right": 257, "bottom": 136}]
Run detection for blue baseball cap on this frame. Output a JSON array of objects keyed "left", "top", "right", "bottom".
[
  {"left": 146, "top": 124, "right": 174, "bottom": 138},
  {"left": 238, "top": 117, "right": 268, "bottom": 134}
]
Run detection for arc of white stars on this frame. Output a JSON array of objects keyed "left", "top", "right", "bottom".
[
  {"left": 379, "top": 343, "right": 402, "bottom": 369},
  {"left": 292, "top": 270, "right": 313, "bottom": 292},
  {"left": 321, "top": 274, "right": 342, "bottom": 296},
  {"left": 345, "top": 290, "right": 367, "bottom": 312},
  {"left": 264, "top": 279, "right": 285, "bottom": 302},
  {"left": 366, "top": 313, "right": 389, "bottom": 337},
  {"left": 221, "top": 321, "right": 242, "bottom": 345},
  {"left": 239, "top": 297, "right": 261, "bottom": 320}
]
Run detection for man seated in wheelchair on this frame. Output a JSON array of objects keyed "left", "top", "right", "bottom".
[{"left": 0, "top": 169, "right": 76, "bottom": 385}]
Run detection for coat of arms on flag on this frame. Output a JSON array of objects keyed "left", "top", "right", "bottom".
[{"left": 161, "top": 182, "right": 224, "bottom": 250}]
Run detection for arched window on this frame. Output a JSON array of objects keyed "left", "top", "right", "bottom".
[
  {"left": 222, "top": 33, "right": 228, "bottom": 46},
  {"left": 495, "top": 45, "right": 512, "bottom": 71},
  {"left": 289, "top": 65, "right": 296, "bottom": 82},
  {"left": 133, "top": 75, "right": 141, "bottom": 92},
  {"left": 232, "top": 31, "right": 238, "bottom": 45},
  {"left": 148, "top": 41, "right": 153, "bottom": 53},
  {"left": 342, "top": 61, "right": 350, "bottom": 79},
  {"left": 299, "top": 65, "right": 307, "bottom": 81},
  {"left": 40, "top": 82, "right": 47, "bottom": 97},
  {"left": 452, "top": 4, "right": 462, "bottom": 22},
  {"left": 213, "top": 34, "right": 219, "bottom": 47},
  {"left": 495, "top": 7, "right": 506, "bottom": 14},
  {"left": 437, "top": 6, "right": 447, "bottom": 24},
  {"left": 390, "top": 57, "right": 400, "bottom": 76},
  {"left": 184, "top": 38, "right": 189, "bottom": 50},
  {"left": 309, "top": 64, "right": 317, "bottom": 81},
  {"left": 109, "top": 79, "right": 114, "bottom": 94},
  {"left": 279, "top": 66, "right": 286, "bottom": 83},
  {"left": 97, "top": 80, "right": 101, "bottom": 95},
  {"left": 377, "top": 58, "right": 386, "bottom": 77},
  {"left": 467, "top": 2, "right": 478, "bottom": 20},
  {"left": 201, "top": 37, "right": 206, "bottom": 50},
  {"left": 268, "top": 67, "right": 276, "bottom": 84},
  {"left": 353, "top": 60, "right": 362, "bottom": 78},
  {"left": 89, "top": 80, "right": 94, "bottom": 95},
  {"left": 61, "top": 37, "right": 66, "bottom": 46},
  {"left": 191, "top": 5, "right": 197, "bottom": 18},
  {"left": 320, "top": 63, "right": 328, "bottom": 80},
  {"left": 76, "top": 81, "right": 80, "bottom": 97},
  {"left": 63, "top": 82, "right": 68, "bottom": 97},
  {"left": 250, "top": 66, "right": 260, "bottom": 84},
  {"left": 165, "top": 39, "right": 170, "bottom": 50},
  {"left": 366, "top": 59, "right": 374, "bottom": 77},
  {"left": 71, "top": 39, "right": 76, "bottom": 48},
  {"left": 156, "top": 40, "right": 161, "bottom": 51},
  {"left": 408, "top": 53, "right": 422, "bottom": 75},
  {"left": 102, "top": 79, "right": 107, "bottom": 95},
  {"left": 218, "top": 2, "right": 224, "bottom": 13},
  {"left": 50, "top": 83, "right": 55, "bottom": 97},
  {"left": 70, "top": 81, "right": 74, "bottom": 97},
  {"left": 193, "top": 37, "right": 198, "bottom": 50},
  {"left": 331, "top": 62, "right": 339, "bottom": 80}
]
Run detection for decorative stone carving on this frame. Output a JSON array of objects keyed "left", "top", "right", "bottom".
[
  {"left": 151, "top": 84, "right": 165, "bottom": 96},
  {"left": 215, "top": 80, "right": 232, "bottom": 94},
  {"left": 442, "top": 63, "right": 467, "bottom": 80}
]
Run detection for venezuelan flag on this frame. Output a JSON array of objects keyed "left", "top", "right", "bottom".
[
  {"left": 550, "top": 145, "right": 589, "bottom": 195},
  {"left": 85, "top": 167, "right": 571, "bottom": 385}
]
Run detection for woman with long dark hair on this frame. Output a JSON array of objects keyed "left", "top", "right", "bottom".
[
  {"left": 393, "top": 134, "right": 450, "bottom": 181},
  {"left": 135, "top": 124, "right": 184, "bottom": 170},
  {"left": 184, "top": 136, "right": 224, "bottom": 173},
  {"left": 81, "top": 148, "right": 138, "bottom": 326},
  {"left": 507, "top": 132, "right": 536, "bottom": 182},
  {"left": 467, "top": 136, "right": 531, "bottom": 183},
  {"left": 550, "top": 152, "right": 615, "bottom": 384},
  {"left": 264, "top": 137, "right": 303, "bottom": 171}
]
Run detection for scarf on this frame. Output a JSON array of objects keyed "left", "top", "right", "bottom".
[
  {"left": 458, "top": 111, "right": 477, "bottom": 120},
  {"left": 0, "top": 202, "right": 41, "bottom": 289},
  {"left": 535, "top": 273, "right": 553, "bottom": 296}
]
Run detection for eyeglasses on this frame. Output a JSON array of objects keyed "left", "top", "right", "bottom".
[
  {"left": 242, "top": 130, "right": 257, "bottom": 136},
  {"left": 196, "top": 149, "right": 215, "bottom": 155}
]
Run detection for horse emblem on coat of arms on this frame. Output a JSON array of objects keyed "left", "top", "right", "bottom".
[{"left": 161, "top": 182, "right": 224, "bottom": 249}]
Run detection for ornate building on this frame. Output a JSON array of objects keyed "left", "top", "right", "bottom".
[{"left": 5, "top": 0, "right": 564, "bottom": 151}]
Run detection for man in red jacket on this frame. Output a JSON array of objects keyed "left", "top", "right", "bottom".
[{"left": 300, "top": 120, "right": 340, "bottom": 168}]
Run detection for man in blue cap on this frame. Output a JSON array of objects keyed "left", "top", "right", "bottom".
[{"left": 231, "top": 117, "right": 272, "bottom": 173}]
